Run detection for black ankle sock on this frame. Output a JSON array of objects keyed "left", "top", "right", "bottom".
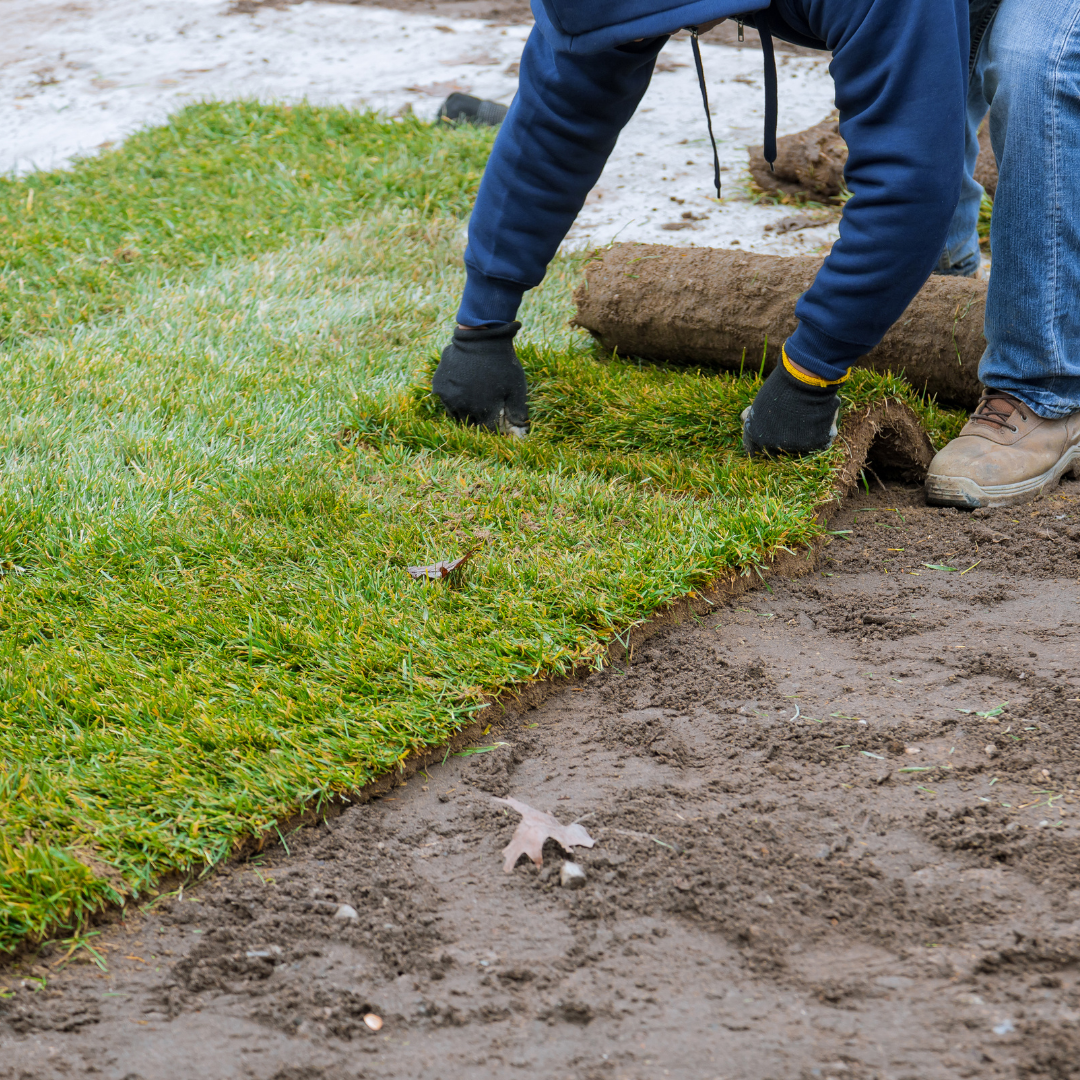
[{"left": 742, "top": 360, "right": 841, "bottom": 456}]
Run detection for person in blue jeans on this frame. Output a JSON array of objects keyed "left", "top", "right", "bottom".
[
  {"left": 432, "top": 0, "right": 1080, "bottom": 509},
  {"left": 924, "top": 0, "right": 1080, "bottom": 507}
]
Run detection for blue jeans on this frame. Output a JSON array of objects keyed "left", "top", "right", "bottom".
[{"left": 938, "top": 0, "right": 1080, "bottom": 418}]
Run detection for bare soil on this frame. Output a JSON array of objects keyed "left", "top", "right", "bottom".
[
  {"left": 225, "top": 3, "right": 820, "bottom": 54},
  {"left": 975, "top": 122, "right": 998, "bottom": 202},
  {"left": 573, "top": 243, "right": 987, "bottom": 409},
  {"left": 4, "top": 473, "right": 1080, "bottom": 1079}
]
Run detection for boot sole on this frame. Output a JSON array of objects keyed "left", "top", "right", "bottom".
[{"left": 925, "top": 445, "right": 1080, "bottom": 509}]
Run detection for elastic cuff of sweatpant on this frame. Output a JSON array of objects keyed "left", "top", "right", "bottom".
[
  {"left": 784, "top": 321, "right": 864, "bottom": 384},
  {"left": 457, "top": 266, "right": 529, "bottom": 326}
]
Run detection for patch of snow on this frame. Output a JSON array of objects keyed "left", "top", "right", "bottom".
[
  {"left": 567, "top": 38, "right": 839, "bottom": 255},
  {"left": 1, "top": 0, "right": 528, "bottom": 174},
  {"left": 2, "top": 0, "right": 838, "bottom": 256}
]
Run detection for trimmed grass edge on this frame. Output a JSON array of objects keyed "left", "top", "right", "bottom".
[{"left": 0, "top": 400, "right": 928, "bottom": 966}]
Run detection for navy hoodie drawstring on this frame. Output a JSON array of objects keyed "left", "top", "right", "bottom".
[
  {"left": 689, "top": 20, "right": 778, "bottom": 200},
  {"left": 689, "top": 28, "right": 723, "bottom": 198},
  {"left": 759, "top": 21, "right": 778, "bottom": 166}
]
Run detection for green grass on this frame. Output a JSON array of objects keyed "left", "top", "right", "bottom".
[
  {"left": 1, "top": 102, "right": 494, "bottom": 339},
  {"left": 0, "top": 102, "right": 963, "bottom": 956}
]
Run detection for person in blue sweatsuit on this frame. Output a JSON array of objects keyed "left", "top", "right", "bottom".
[{"left": 433, "top": 0, "right": 1080, "bottom": 509}]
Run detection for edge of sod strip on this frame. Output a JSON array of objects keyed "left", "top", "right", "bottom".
[
  {"left": 0, "top": 101, "right": 959, "bottom": 957},
  {"left": 0, "top": 390, "right": 935, "bottom": 959}
]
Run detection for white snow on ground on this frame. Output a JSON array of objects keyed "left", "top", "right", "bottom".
[
  {"left": 568, "top": 41, "right": 839, "bottom": 254},
  {"left": 2, "top": 0, "right": 839, "bottom": 255}
]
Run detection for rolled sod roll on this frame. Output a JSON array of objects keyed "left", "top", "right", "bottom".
[
  {"left": 748, "top": 114, "right": 997, "bottom": 201},
  {"left": 571, "top": 244, "right": 987, "bottom": 409},
  {"left": 749, "top": 115, "right": 848, "bottom": 201}
]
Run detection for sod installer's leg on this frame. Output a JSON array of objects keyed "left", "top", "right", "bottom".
[{"left": 926, "top": 0, "right": 1080, "bottom": 508}]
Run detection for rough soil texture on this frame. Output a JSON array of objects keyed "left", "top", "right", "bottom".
[
  {"left": 750, "top": 116, "right": 998, "bottom": 203},
  {"left": 4, "top": 467, "right": 1080, "bottom": 1079},
  {"left": 225, "top": 3, "right": 823, "bottom": 52},
  {"left": 749, "top": 114, "right": 847, "bottom": 201},
  {"left": 573, "top": 243, "right": 987, "bottom": 409}
]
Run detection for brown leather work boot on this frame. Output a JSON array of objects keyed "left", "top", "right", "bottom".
[{"left": 925, "top": 391, "right": 1080, "bottom": 508}]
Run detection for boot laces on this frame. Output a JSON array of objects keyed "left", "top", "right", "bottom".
[{"left": 971, "top": 391, "right": 1025, "bottom": 433}]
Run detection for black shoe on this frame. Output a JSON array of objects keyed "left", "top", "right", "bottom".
[{"left": 437, "top": 93, "right": 508, "bottom": 127}]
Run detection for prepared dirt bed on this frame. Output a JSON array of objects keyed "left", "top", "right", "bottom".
[{"left": 3, "top": 480, "right": 1079, "bottom": 1080}]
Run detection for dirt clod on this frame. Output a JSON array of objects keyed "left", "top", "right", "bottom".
[{"left": 559, "top": 861, "right": 587, "bottom": 889}]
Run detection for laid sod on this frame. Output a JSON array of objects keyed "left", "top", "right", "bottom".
[
  {"left": 0, "top": 103, "right": 964, "bottom": 956},
  {"left": 0, "top": 102, "right": 494, "bottom": 340}
]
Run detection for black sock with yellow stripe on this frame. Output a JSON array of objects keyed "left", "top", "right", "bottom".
[{"left": 742, "top": 350, "right": 847, "bottom": 457}]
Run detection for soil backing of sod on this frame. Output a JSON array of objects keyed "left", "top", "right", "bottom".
[
  {"left": 573, "top": 243, "right": 988, "bottom": 409},
  {"left": 749, "top": 114, "right": 998, "bottom": 202},
  {"left": 0, "top": 102, "right": 965, "bottom": 959}
]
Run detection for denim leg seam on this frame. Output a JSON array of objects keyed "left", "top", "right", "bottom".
[
  {"left": 1048, "top": 4, "right": 1080, "bottom": 390},
  {"left": 979, "top": 0, "right": 1080, "bottom": 418}
]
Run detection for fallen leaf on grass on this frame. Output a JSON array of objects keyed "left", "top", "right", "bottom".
[
  {"left": 494, "top": 797, "right": 594, "bottom": 873},
  {"left": 406, "top": 550, "right": 476, "bottom": 580}
]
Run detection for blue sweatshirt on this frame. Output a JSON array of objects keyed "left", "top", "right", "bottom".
[{"left": 457, "top": 0, "right": 969, "bottom": 382}]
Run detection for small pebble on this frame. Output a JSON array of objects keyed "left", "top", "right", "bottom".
[
  {"left": 334, "top": 904, "right": 359, "bottom": 921},
  {"left": 985, "top": 744, "right": 998, "bottom": 757},
  {"left": 245, "top": 945, "right": 283, "bottom": 958},
  {"left": 560, "top": 861, "right": 587, "bottom": 889},
  {"left": 753, "top": 892, "right": 774, "bottom": 907},
  {"left": 363, "top": 1013, "right": 383, "bottom": 1031}
]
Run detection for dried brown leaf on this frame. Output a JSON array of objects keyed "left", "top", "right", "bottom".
[
  {"left": 405, "top": 550, "right": 475, "bottom": 581},
  {"left": 494, "top": 796, "right": 595, "bottom": 873}
]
